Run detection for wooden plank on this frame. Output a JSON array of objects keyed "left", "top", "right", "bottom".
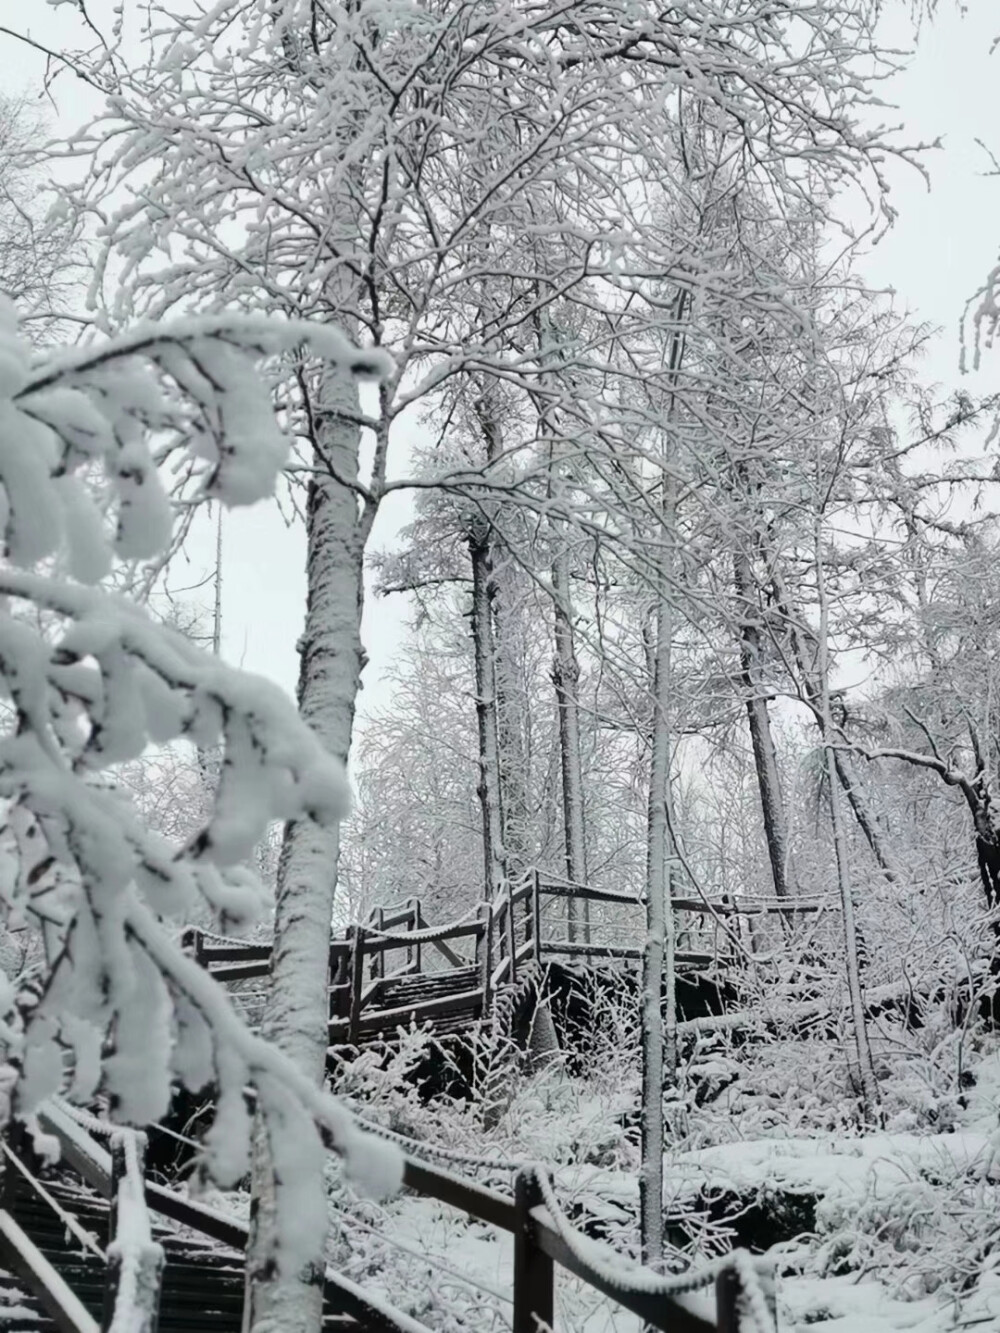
[
  {"left": 0, "top": 1209, "right": 100, "bottom": 1333},
  {"left": 540, "top": 941, "right": 715, "bottom": 968},
  {"left": 145, "top": 1183, "right": 247, "bottom": 1252},
  {"left": 374, "top": 907, "right": 414, "bottom": 932},
  {"left": 531, "top": 1207, "right": 716, "bottom": 1333},
  {"left": 428, "top": 935, "right": 469, "bottom": 970},
  {"left": 715, "top": 1268, "right": 740, "bottom": 1333},
  {"left": 539, "top": 881, "right": 644, "bottom": 906},
  {"left": 509, "top": 881, "right": 532, "bottom": 907},
  {"left": 531, "top": 870, "right": 541, "bottom": 962},
  {"left": 199, "top": 943, "right": 272, "bottom": 963},
  {"left": 207, "top": 961, "right": 271, "bottom": 982},
  {"left": 478, "top": 901, "right": 494, "bottom": 1012},
  {"left": 329, "top": 988, "right": 483, "bottom": 1039},
  {"left": 402, "top": 1160, "right": 515, "bottom": 1233},
  {"left": 671, "top": 897, "right": 828, "bottom": 916}
]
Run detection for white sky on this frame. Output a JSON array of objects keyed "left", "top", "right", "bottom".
[{"left": 2, "top": 2, "right": 998, "bottom": 746}]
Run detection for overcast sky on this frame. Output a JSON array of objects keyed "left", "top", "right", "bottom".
[{"left": 3, "top": 3, "right": 998, "bottom": 748}]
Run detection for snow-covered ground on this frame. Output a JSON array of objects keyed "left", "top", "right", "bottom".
[{"left": 292, "top": 1023, "right": 1000, "bottom": 1331}]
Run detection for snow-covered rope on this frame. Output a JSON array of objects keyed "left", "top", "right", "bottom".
[
  {"left": 363, "top": 900, "right": 488, "bottom": 946},
  {"left": 353, "top": 1117, "right": 773, "bottom": 1327},
  {"left": 532, "top": 1168, "right": 774, "bottom": 1332},
  {"left": 349, "top": 1112, "right": 525, "bottom": 1175},
  {"left": 55, "top": 1099, "right": 118, "bottom": 1139},
  {"left": 190, "top": 925, "right": 273, "bottom": 947}
]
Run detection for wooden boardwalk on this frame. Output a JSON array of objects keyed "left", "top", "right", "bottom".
[{"left": 186, "top": 873, "right": 828, "bottom": 1052}]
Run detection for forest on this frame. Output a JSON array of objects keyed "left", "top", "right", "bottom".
[{"left": 0, "top": 1, "right": 998, "bottom": 1331}]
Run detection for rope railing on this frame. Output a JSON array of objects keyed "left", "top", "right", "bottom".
[
  {"left": 31, "top": 1092, "right": 775, "bottom": 1333},
  {"left": 345, "top": 1110, "right": 776, "bottom": 1332}
]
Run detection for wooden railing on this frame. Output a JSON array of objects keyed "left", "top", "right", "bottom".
[
  {"left": 183, "top": 875, "right": 832, "bottom": 1046},
  {"left": 8, "top": 1104, "right": 775, "bottom": 1333},
  {"left": 0, "top": 1117, "right": 160, "bottom": 1333}
]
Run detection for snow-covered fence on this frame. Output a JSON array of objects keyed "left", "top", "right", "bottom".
[
  {"left": 402, "top": 1154, "right": 776, "bottom": 1332},
  {"left": 184, "top": 875, "right": 803, "bottom": 1055}
]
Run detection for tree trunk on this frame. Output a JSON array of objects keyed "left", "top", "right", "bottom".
[
  {"left": 489, "top": 556, "right": 531, "bottom": 878},
  {"left": 815, "top": 525, "right": 879, "bottom": 1121},
  {"left": 468, "top": 515, "right": 507, "bottom": 910},
  {"left": 732, "top": 546, "right": 792, "bottom": 900},
  {"left": 552, "top": 542, "right": 589, "bottom": 943},
  {"left": 245, "top": 369, "right": 364, "bottom": 1333},
  {"left": 769, "top": 564, "right": 903, "bottom": 884},
  {"left": 474, "top": 389, "right": 531, "bottom": 883},
  {"left": 641, "top": 578, "right": 677, "bottom": 1270}
]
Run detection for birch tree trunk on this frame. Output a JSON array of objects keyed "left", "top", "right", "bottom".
[
  {"left": 641, "top": 563, "right": 678, "bottom": 1269},
  {"left": 640, "top": 456, "right": 681, "bottom": 1271},
  {"left": 733, "top": 545, "right": 792, "bottom": 900},
  {"left": 245, "top": 369, "right": 364, "bottom": 1333},
  {"left": 552, "top": 542, "right": 589, "bottom": 943}
]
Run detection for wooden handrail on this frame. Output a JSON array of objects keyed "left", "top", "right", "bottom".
[
  {"left": 0, "top": 1210, "right": 99, "bottom": 1333},
  {"left": 28, "top": 1103, "right": 768, "bottom": 1333},
  {"left": 104, "top": 1133, "right": 163, "bottom": 1333},
  {"left": 539, "top": 941, "right": 715, "bottom": 967}
]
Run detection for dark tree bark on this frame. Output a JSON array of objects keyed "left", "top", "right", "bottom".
[
  {"left": 468, "top": 514, "right": 507, "bottom": 908},
  {"left": 733, "top": 546, "right": 792, "bottom": 900}
]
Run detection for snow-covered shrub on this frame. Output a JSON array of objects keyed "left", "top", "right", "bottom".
[{"left": 0, "top": 299, "right": 399, "bottom": 1273}]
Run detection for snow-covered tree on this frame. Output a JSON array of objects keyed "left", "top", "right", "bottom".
[{"left": 0, "top": 297, "right": 400, "bottom": 1284}]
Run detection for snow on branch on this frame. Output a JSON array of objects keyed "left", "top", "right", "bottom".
[{"left": 0, "top": 298, "right": 400, "bottom": 1274}]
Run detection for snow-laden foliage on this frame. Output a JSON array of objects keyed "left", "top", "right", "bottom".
[{"left": 0, "top": 298, "right": 401, "bottom": 1273}]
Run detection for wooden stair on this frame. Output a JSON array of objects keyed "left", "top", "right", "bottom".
[
  {"left": 0, "top": 1164, "right": 364, "bottom": 1331},
  {"left": 330, "top": 965, "right": 484, "bottom": 1045}
]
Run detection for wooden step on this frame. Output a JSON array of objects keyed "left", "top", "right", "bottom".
[{"left": 6, "top": 1164, "right": 373, "bottom": 1332}]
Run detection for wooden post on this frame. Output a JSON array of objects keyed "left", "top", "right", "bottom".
[
  {"left": 329, "top": 946, "right": 349, "bottom": 1021},
  {"left": 513, "top": 1169, "right": 554, "bottom": 1333},
  {"left": 478, "top": 901, "right": 494, "bottom": 1014},
  {"left": 347, "top": 926, "right": 366, "bottom": 1045},
  {"left": 408, "top": 897, "right": 421, "bottom": 975},
  {"left": 715, "top": 1267, "right": 741, "bottom": 1333},
  {"left": 506, "top": 879, "right": 518, "bottom": 985},
  {"left": 181, "top": 927, "right": 205, "bottom": 969},
  {"left": 531, "top": 870, "right": 542, "bottom": 962},
  {"left": 373, "top": 908, "right": 385, "bottom": 980},
  {"left": 104, "top": 1133, "right": 162, "bottom": 1333}
]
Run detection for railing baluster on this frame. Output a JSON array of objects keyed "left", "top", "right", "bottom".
[
  {"left": 181, "top": 927, "right": 205, "bottom": 969},
  {"left": 478, "top": 901, "right": 494, "bottom": 1014},
  {"left": 347, "top": 926, "right": 366, "bottom": 1045},
  {"left": 531, "top": 870, "right": 542, "bottom": 962},
  {"left": 506, "top": 880, "right": 518, "bottom": 986}
]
